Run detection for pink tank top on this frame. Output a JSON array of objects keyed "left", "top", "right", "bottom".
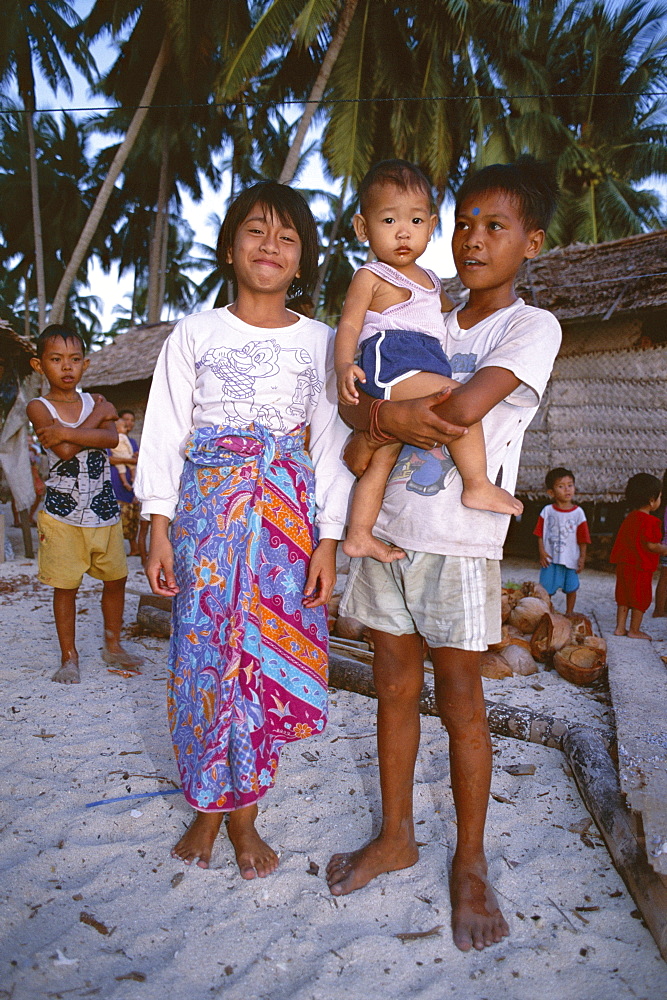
[{"left": 357, "top": 261, "right": 444, "bottom": 345}]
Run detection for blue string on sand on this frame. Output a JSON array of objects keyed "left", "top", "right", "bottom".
[{"left": 85, "top": 788, "right": 182, "bottom": 808}]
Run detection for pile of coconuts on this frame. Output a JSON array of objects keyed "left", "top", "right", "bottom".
[{"left": 484, "top": 581, "right": 607, "bottom": 685}]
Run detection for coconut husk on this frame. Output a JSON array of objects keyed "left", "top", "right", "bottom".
[
  {"left": 480, "top": 651, "right": 513, "bottom": 679},
  {"left": 577, "top": 634, "right": 607, "bottom": 659},
  {"left": 520, "top": 580, "right": 553, "bottom": 609},
  {"left": 553, "top": 644, "right": 606, "bottom": 686},
  {"left": 565, "top": 612, "right": 594, "bottom": 638},
  {"left": 501, "top": 643, "right": 539, "bottom": 676},
  {"left": 530, "top": 612, "right": 573, "bottom": 663},
  {"left": 501, "top": 593, "right": 512, "bottom": 624},
  {"left": 508, "top": 596, "right": 551, "bottom": 634}
]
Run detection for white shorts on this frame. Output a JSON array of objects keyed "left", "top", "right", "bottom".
[{"left": 339, "top": 550, "right": 501, "bottom": 652}]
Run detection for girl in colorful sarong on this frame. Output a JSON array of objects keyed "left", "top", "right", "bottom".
[{"left": 135, "top": 182, "right": 353, "bottom": 877}]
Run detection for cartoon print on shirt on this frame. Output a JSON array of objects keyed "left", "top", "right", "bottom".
[
  {"left": 196, "top": 340, "right": 319, "bottom": 430},
  {"left": 286, "top": 365, "right": 323, "bottom": 418},
  {"left": 386, "top": 350, "right": 479, "bottom": 497}
]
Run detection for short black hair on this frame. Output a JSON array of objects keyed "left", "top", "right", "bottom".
[
  {"left": 216, "top": 181, "right": 319, "bottom": 299},
  {"left": 545, "top": 467, "right": 575, "bottom": 491},
  {"left": 118, "top": 408, "right": 135, "bottom": 418},
  {"left": 455, "top": 155, "right": 559, "bottom": 232},
  {"left": 36, "top": 324, "right": 86, "bottom": 359},
  {"left": 358, "top": 159, "right": 433, "bottom": 215},
  {"left": 625, "top": 473, "right": 662, "bottom": 509}
]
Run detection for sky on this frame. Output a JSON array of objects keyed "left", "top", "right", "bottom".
[{"left": 23, "top": 0, "right": 667, "bottom": 333}]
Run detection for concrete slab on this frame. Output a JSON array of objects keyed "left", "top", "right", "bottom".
[{"left": 606, "top": 633, "right": 667, "bottom": 874}]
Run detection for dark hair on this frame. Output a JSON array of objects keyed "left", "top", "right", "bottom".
[
  {"left": 216, "top": 181, "right": 319, "bottom": 298},
  {"left": 455, "top": 155, "right": 559, "bottom": 232},
  {"left": 358, "top": 159, "right": 433, "bottom": 215},
  {"left": 118, "top": 408, "right": 135, "bottom": 418},
  {"left": 545, "top": 467, "right": 575, "bottom": 491},
  {"left": 625, "top": 472, "right": 662, "bottom": 509},
  {"left": 36, "top": 324, "right": 86, "bottom": 359}
]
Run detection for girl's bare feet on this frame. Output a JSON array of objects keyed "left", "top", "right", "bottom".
[
  {"left": 172, "top": 811, "right": 223, "bottom": 868},
  {"left": 613, "top": 628, "right": 627, "bottom": 636},
  {"left": 52, "top": 655, "right": 80, "bottom": 684},
  {"left": 627, "top": 629, "right": 652, "bottom": 640},
  {"left": 326, "top": 833, "right": 419, "bottom": 895},
  {"left": 450, "top": 855, "right": 509, "bottom": 952},
  {"left": 227, "top": 805, "right": 279, "bottom": 879}
]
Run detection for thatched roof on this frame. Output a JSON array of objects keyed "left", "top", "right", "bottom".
[
  {"left": 0, "top": 319, "right": 36, "bottom": 378},
  {"left": 442, "top": 228, "right": 667, "bottom": 323},
  {"left": 82, "top": 321, "right": 175, "bottom": 389}
]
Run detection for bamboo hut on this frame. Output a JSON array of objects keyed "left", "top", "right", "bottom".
[{"left": 81, "top": 321, "right": 175, "bottom": 433}]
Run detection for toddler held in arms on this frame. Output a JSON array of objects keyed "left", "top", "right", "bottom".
[{"left": 335, "top": 159, "right": 522, "bottom": 564}]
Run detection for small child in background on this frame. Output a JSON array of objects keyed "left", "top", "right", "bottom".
[
  {"left": 26, "top": 324, "right": 144, "bottom": 683},
  {"left": 533, "top": 467, "right": 590, "bottom": 613},
  {"left": 334, "top": 159, "right": 523, "bottom": 564},
  {"left": 652, "top": 469, "right": 667, "bottom": 618},
  {"left": 109, "top": 415, "right": 134, "bottom": 492},
  {"left": 611, "top": 473, "right": 667, "bottom": 639}
]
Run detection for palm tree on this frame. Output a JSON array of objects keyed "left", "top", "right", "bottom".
[
  {"left": 0, "top": 108, "right": 104, "bottom": 336},
  {"left": 0, "top": 0, "right": 95, "bottom": 329},
  {"left": 478, "top": 0, "right": 667, "bottom": 244}
]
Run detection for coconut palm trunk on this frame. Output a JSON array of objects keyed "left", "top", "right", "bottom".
[
  {"left": 49, "top": 35, "right": 170, "bottom": 325},
  {"left": 278, "top": 0, "right": 359, "bottom": 184},
  {"left": 147, "top": 124, "right": 170, "bottom": 324}
]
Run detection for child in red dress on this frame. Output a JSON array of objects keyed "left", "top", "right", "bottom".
[{"left": 611, "top": 473, "right": 667, "bottom": 640}]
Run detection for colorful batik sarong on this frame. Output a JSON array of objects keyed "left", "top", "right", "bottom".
[{"left": 167, "top": 423, "right": 329, "bottom": 812}]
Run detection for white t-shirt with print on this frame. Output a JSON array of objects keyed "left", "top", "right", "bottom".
[
  {"left": 373, "top": 298, "right": 562, "bottom": 560},
  {"left": 535, "top": 504, "right": 590, "bottom": 570},
  {"left": 134, "top": 306, "right": 354, "bottom": 538}
]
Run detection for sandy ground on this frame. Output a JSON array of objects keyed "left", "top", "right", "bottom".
[{"left": 1, "top": 510, "right": 667, "bottom": 1000}]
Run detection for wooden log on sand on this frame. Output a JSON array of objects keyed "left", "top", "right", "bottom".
[{"left": 564, "top": 725, "right": 667, "bottom": 961}]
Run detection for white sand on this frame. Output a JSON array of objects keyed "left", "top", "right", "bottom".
[{"left": 1, "top": 530, "right": 666, "bottom": 1000}]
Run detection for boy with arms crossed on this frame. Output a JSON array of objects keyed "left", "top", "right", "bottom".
[
  {"left": 27, "top": 325, "right": 143, "bottom": 683},
  {"left": 327, "top": 158, "right": 561, "bottom": 952}
]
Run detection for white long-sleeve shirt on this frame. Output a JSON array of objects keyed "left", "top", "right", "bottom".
[{"left": 134, "top": 306, "right": 353, "bottom": 539}]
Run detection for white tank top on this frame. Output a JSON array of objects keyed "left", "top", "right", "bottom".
[{"left": 358, "top": 261, "right": 444, "bottom": 345}]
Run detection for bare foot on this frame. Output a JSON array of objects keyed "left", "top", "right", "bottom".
[
  {"left": 227, "top": 808, "right": 279, "bottom": 879},
  {"left": 652, "top": 611, "right": 667, "bottom": 618},
  {"left": 172, "top": 811, "right": 224, "bottom": 868},
  {"left": 102, "top": 643, "right": 145, "bottom": 672},
  {"left": 326, "top": 834, "right": 419, "bottom": 896},
  {"left": 52, "top": 656, "right": 80, "bottom": 684},
  {"left": 450, "top": 857, "right": 509, "bottom": 952},
  {"left": 461, "top": 483, "right": 524, "bottom": 517},
  {"left": 613, "top": 628, "right": 627, "bottom": 636},
  {"left": 627, "top": 630, "right": 652, "bottom": 641},
  {"left": 343, "top": 532, "right": 406, "bottom": 563}
]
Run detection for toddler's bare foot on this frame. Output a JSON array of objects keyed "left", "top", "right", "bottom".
[
  {"left": 326, "top": 834, "right": 419, "bottom": 896},
  {"left": 613, "top": 628, "right": 627, "bottom": 636},
  {"left": 102, "top": 643, "right": 145, "bottom": 672},
  {"left": 227, "top": 807, "right": 279, "bottom": 879},
  {"left": 52, "top": 655, "right": 80, "bottom": 684},
  {"left": 627, "top": 630, "right": 652, "bottom": 641},
  {"left": 450, "top": 856, "right": 509, "bottom": 952},
  {"left": 343, "top": 532, "right": 405, "bottom": 564},
  {"left": 172, "top": 811, "right": 224, "bottom": 868},
  {"left": 461, "top": 483, "right": 523, "bottom": 516}
]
